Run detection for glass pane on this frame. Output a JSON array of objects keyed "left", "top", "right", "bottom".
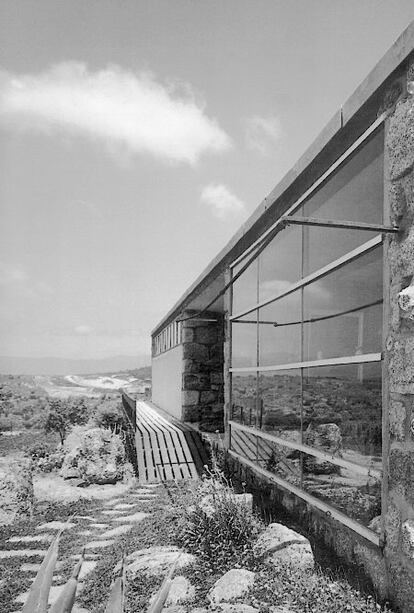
[
  {"left": 303, "top": 246, "right": 383, "bottom": 361},
  {"left": 231, "top": 312, "right": 257, "bottom": 368},
  {"left": 303, "top": 361, "right": 382, "bottom": 469},
  {"left": 231, "top": 372, "right": 258, "bottom": 426},
  {"left": 232, "top": 257, "right": 258, "bottom": 315},
  {"left": 300, "top": 129, "right": 384, "bottom": 276},
  {"left": 301, "top": 451, "right": 381, "bottom": 527},
  {"left": 259, "top": 370, "right": 302, "bottom": 434},
  {"left": 259, "top": 294, "right": 302, "bottom": 366},
  {"left": 258, "top": 225, "right": 302, "bottom": 301},
  {"left": 262, "top": 438, "right": 302, "bottom": 486}
]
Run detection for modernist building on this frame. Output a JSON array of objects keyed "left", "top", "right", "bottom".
[{"left": 151, "top": 23, "right": 414, "bottom": 610}]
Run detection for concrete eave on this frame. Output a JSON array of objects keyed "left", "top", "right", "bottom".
[{"left": 152, "top": 21, "right": 414, "bottom": 338}]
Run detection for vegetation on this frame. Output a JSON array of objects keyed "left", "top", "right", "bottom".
[{"left": 44, "top": 398, "right": 89, "bottom": 445}]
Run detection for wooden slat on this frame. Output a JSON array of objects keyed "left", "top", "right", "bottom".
[{"left": 134, "top": 401, "right": 200, "bottom": 483}]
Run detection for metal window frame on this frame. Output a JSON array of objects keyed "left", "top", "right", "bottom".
[
  {"left": 230, "top": 115, "right": 386, "bottom": 271},
  {"left": 231, "top": 235, "right": 383, "bottom": 321},
  {"left": 229, "top": 449, "right": 381, "bottom": 546},
  {"left": 227, "top": 116, "right": 387, "bottom": 545},
  {"left": 230, "top": 352, "right": 382, "bottom": 373},
  {"left": 229, "top": 420, "right": 382, "bottom": 479}
]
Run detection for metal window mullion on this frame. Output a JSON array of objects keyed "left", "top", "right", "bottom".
[
  {"left": 229, "top": 449, "right": 381, "bottom": 546},
  {"left": 230, "top": 234, "right": 383, "bottom": 321},
  {"left": 229, "top": 421, "right": 382, "bottom": 479},
  {"left": 230, "top": 114, "right": 386, "bottom": 270},
  {"left": 230, "top": 352, "right": 382, "bottom": 373}
]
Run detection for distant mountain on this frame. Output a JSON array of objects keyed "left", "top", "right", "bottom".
[{"left": 0, "top": 355, "right": 150, "bottom": 376}]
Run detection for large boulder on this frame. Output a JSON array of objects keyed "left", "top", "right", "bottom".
[
  {"left": 254, "top": 523, "right": 314, "bottom": 570},
  {"left": 0, "top": 458, "right": 34, "bottom": 525},
  {"left": 208, "top": 569, "right": 256, "bottom": 604},
  {"left": 60, "top": 427, "right": 126, "bottom": 484}
]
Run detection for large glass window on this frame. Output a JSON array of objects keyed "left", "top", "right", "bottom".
[{"left": 229, "top": 126, "right": 384, "bottom": 536}]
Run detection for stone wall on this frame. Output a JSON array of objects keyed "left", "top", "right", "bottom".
[
  {"left": 383, "top": 59, "right": 414, "bottom": 613},
  {"left": 181, "top": 311, "right": 224, "bottom": 430}
]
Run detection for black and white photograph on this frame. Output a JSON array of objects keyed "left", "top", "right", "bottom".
[{"left": 1, "top": 2, "right": 414, "bottom": 612}]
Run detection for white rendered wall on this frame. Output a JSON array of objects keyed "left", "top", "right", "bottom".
[{"left": 151, "top": 344, "right": 183, "bottom": 420}]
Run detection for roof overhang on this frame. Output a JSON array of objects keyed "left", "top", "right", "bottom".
[{"left": 151, "top": 21, "right": 414, "bottom": 338}]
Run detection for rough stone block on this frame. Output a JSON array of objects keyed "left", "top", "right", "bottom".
[
  {"left": 389, "top": 337, "right": 414, "bottom": 393},
  {"left": 182, "top": 327, "right": 194, "bottom": 343},
  {"left": 211, "top": 372, "right": 224, "bottom": 385},
  {"left": 183, "top": 373, "right": 210, "bottom": 391},
  {"left": 388, "top": 448, "right": 409, "bottom": 488},
  {"left": 385, "top": 501, "right": 402, "bottom": 555},
  {"left": 209, "top": 343, "right": 224, "bottom": 363},
  {"left": 183, "top": 343, "right": 209, "bottom": 362},
  {"left": 182, "top": 405, "right": 200, "bottom": 422},
  {"left": 182, "top": 359, "right": 199, "bottom": 373},
  {"left": 389, "top": 400, "right": 407, "bottom": 441},
  {"left": 200, "top": 390, "right": 217, "bottom": 404},
  {"left": 195, "top": 326, "right": 217, "bottom": 345},
  {"left": 354, "top": 543, "right": 388, "bottom": 600},
  {"left": 182, "top": 390, "right": 199, "bottom": 406},
  {"left": 401, "top": 519, "right": 414, "bottom": 560},
  {"left": 388, "top": 98, "right": 414, "bottom": 180}
]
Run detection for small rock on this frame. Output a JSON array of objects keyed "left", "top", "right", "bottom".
[
  {"left": 208, "top": 569, "right": 256, "bottom": 603},
  {"left": 0, "top": 549, "right": 47, "bottom": 558},
  {"left": 20, "top": 563, "right": 41, "bottom": 572},
  {"left": 165, "top": 576, "right": 195, "bottom": 605},
  {"left": 254, "top": 523, "right": 308, "bottom": 557},
  {"left": 78, "top": 560, "right": 97, "bottom": 581},
  {"left": 100, "top": 524, "right": 132, "bottom": 538},
  {"left": 85, "top": 539, "right": 115, "bottom": 549},
  {"left": 270, "top": 543, "right": 314, "bottom": 570},
  {"left": 36, "top": 521, "right": 75, "bottom": 531},
  {"left": 8, "top": 534, "right": 52, "bottom": 543},
  {"left": 126, "top": 546, "right": 195, "bottom": 576},
  {"left": 113, "top": 503, "right": 135, "bottom": 510},
  {"left": 215, "top": 606, "right": 259, "bottom": 613},
  {"left": 113, "top": 511, "right": 148, "bottom": 523}
]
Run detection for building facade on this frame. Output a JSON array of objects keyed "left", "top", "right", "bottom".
[{"left": 151, "top": 23, "right": 414, "bottom": 611}]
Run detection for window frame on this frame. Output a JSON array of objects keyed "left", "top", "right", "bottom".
[{"left": 228, "top": 116, "right": 388, "bottom": 545}]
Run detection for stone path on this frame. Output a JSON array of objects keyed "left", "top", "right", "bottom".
[{"left": 0, "top": 483, "right": 161, "bottom": 612}]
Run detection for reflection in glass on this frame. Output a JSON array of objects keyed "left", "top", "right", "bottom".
[
  {"left": 259, "top": 294, "right": 302, "bottom": 366},
  {"left": 299, "top": 129, "right": 383, "bottom": 276},
  {"left": 258, "top": 225, "right": 302, "bottom": 301},
  {"left": 302, "top": 362, "right": 382, "bottom": 467},
  {"left": 232, "top": 258, "right": 258, "bottom": 315},
  {"left": 231, "top": 312, "right": 257, "bottom": 368},
  {"left": 301, "top": 451, "right": 381, "bottom": 527},
  {"left": 259, "top": 370, "right": 302, "bottom": 434},
  {"left": 231, "top": 372, "right": 258, "bottom": 426},
  {"left": 303, "top": 246, "right": 383, "bottom": 361}
]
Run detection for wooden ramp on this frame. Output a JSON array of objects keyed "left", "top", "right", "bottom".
[{"left": 134, "top": 400, "right": 207, "bottom": 483}]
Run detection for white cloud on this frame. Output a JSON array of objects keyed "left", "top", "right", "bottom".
[
  {"left": 0, "top": 62, "right": 231, "bottom": 165},
  {"left": 245, "top": 114, "right": 282, "bottom": 155},
  {"left": 0, "top": 261, "right": 28, "bottom": 285},
  {"left": 200, "top": 184, "right": 246, "bottom": 220},
  {"left": 74, "top": 324, "right": 93, "bottom": 335}
]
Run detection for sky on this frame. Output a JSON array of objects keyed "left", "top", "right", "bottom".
[{"left": 0, "top": 1, "right": 414, "bottom": 365}]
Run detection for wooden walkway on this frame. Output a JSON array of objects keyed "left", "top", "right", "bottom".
[{"left": 134, "top": 400, "right": 209, "bottom": 483}]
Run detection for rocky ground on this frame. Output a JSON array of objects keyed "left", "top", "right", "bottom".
[{"left": 0, "top": 476, "right": 393, "bottom": 613}]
